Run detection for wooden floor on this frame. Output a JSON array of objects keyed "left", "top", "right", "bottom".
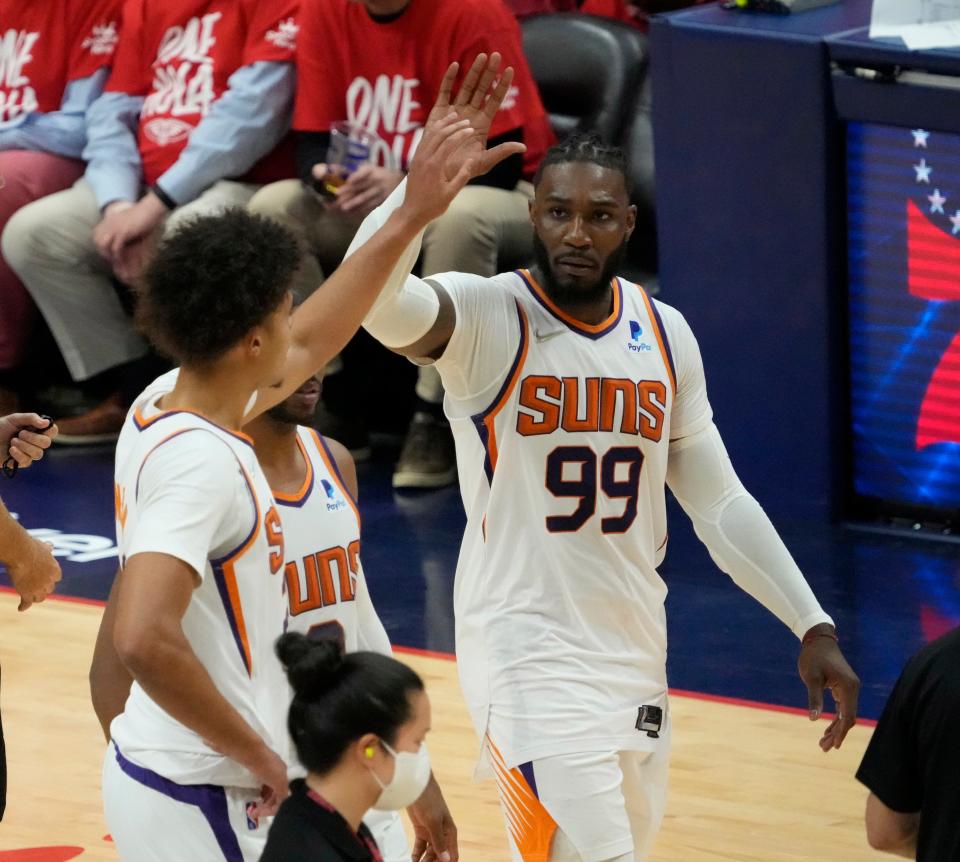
[{"left": 0, "top": 593, "right": 885, "bottom": 860}]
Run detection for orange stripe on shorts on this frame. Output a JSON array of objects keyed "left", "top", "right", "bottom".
[{"left": 487, "top": 738, "right": 557, "bottom": 862}]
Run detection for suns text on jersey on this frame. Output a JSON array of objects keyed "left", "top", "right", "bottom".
[
  {"left": 285, "top": 541, "right": 360, "bottom": 617},
  {"left": 516, "top": 375, "right": 667, "bottom": 441}
]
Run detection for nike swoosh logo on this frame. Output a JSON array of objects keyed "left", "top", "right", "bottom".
[{"left": 535, "top": 328, "right": 567, "bottom": 343}]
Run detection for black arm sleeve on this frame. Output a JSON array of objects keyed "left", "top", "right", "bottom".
[
  {"left": 296, "top": 131, "right": 331, "bottom": 185},
  {"left": 468, "top": 127, "right": 524, "bottom": 190}
]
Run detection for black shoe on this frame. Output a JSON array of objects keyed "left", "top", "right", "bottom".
[{"left": 392, "top": 412, "right": 457, "bottom": 489}]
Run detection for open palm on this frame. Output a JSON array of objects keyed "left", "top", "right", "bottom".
[{"left": 426, "top": 53, "right": 526, "bottom": 181}]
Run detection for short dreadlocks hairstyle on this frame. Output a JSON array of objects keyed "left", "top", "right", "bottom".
[
  {"left": 137, "top": 208, "right": 300, "bottom": 366},
  {"left": 533, "top": 132, "right": 631, "bottom": 195}
]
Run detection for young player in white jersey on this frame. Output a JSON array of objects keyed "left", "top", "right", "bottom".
[
  {"left": 89, "top": 54, "right": 522, "bottom": 862},
  {"left": 354, "top": 134, "right": 862, "bottom": 862},
  {"left": 245, "top": 375, "right": 458, "bottom": 862}
]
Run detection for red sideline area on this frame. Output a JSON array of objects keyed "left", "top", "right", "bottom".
[{"left": 0, "top": 587, "right": 877, "bottom": 727}]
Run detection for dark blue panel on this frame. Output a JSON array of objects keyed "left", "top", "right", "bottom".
[
  {"left": 651, "top": 10, "right": 850, "bottom": 521},
  {"left": 0, "top": 445, "right": 118, "bottom": 600}
]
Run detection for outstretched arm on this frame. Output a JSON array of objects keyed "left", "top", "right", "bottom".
[
  {"left": 355, "top": 54, "right": 525, "bottom": 361},
  {"left": 248, "top": 55, "right": 524, "bottom": 420},
  {"left": 666, "top": 424, "right": 860, "bottom": 750}
]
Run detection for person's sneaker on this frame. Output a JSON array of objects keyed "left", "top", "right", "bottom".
[
  {"left": 392, "top": 412, "right": 457, "bottom": 489},
  {"left": 54, "top": 392, "right": 127, "bottom": 445},
  {"left": 313, "top": 403, "right": 371, "bottom": 462}
]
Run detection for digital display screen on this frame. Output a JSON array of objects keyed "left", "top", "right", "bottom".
[{"left": 847, "top": 122, "right": 960, "bottom": 517}]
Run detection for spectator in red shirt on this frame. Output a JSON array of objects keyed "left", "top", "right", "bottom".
[
  {"left": 2, "top": 0, "right": 298, "bottom": 442},
  {"left": 248, "top": 0, "right": 554, "bottom": 490},
  {"left": 0, "top": 0, "right": 121, "bottom": 415}
]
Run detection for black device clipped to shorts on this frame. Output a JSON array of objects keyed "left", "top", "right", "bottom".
[
  {"left": 636, "top": 705, "right": 663, "bottom": 738},
  {"left": 2, "top": 415, "right": 53, "bottom": 479}
]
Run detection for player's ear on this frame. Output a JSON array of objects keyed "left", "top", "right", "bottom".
[
  {"left": 247, "top": 327, "right": 264, "bottom": 358},
  {"left": 625, "top": 204, "right": 637, "bottom": 241}
]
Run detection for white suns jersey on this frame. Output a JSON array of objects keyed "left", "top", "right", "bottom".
[
  {"left": 276, "top": 427, "right": 391, "bottom": 780},
  {"left": 276, "top": 426, "right": 390, "bottom": 656},
  {"left": 431, "top": 269, "right": 714, "bottom": 770},
  {"left": 111, "top": 370, "right": 288, "bottom": 788}
]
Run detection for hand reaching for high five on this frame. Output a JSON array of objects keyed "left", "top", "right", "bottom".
[
  {"left": 398, "top": 53, "right": 526, "bottom": 228},
  {"left": 426, "top": 53, "right": 526, "bottom": 181}
]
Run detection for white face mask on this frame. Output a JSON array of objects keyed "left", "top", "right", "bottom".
[{"left": 370, "top": 741, "right": 431, "bottom": 811}]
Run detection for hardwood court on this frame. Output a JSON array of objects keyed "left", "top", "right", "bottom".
[{"left": 0, "top": 592, "right": 884, "bottom": 860}]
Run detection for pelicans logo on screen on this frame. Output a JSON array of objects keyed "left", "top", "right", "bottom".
[
  {"left": 905, "top": 128, "right": 960, "bottom": 450},
  {"left": 321, "top": 478, "right": 347, "bottom": 512}
]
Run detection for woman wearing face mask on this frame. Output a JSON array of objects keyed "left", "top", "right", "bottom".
[{"left": 261, "top": 633, "right": 433, "bottom": 862}]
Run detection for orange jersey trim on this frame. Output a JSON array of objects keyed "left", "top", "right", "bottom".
[
  {"left": 472, "top": 302, "right": 531, "bottom": 484},
  {"left": 209, "top": 462, "right": 261, "bottom": 677},
  {"left": 518, "top": 269, "right": 622, "bottom": 338},
  {"left": 272, "top": 434, "right": 315, "bottom": 505},
  {"left": 132, "top": 405, "right": 254, "bottom": 447},
  {"left": 309, "top": 428, "right": 361, "bottom": 529},
  {"left": 635, "top": 285, "right": 678, "bottom": 397}
]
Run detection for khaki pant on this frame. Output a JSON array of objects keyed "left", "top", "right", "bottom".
[
  {"left": 247, "top": 179, "right": 534, "bottom": 404},
  {"left": 1, "top": 178, "right": 258, "bottom": 382},
  {"left": 0, "top": 150, "right": 85, "bottom": 370}
]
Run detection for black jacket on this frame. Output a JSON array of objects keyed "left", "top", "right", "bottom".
[{"left": 260, "top": 780, "right": 383, "bottom": 862}]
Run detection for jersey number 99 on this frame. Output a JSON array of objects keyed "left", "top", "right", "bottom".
[{"left": 545, "top": 446, "right": 644, "bottom": 534}]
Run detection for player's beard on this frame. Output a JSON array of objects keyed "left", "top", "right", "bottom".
[{"left": 533, "top": 232, "right": 628, "bottom": 306}]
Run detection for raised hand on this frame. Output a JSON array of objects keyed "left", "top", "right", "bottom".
[
  {"left": 427, "top": 53, "right": 526, "bottom": 181},
  {"left": 398, "top": 113, "right": 480, "bottom": 227}
]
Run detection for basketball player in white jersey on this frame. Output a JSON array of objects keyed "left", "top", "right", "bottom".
[
  {"left": 353, "top": 134, "right": 862, "bottom": 862},
  {"left": 245, "top": 375, "right": 457, "bottom": 862},
  {"left": 92, "top": 55, "right": 523, "bottom": 862}
]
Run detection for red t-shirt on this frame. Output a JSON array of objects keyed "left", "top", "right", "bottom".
[
  {"left": 106, "top": 0, "right": 298, "bottom": 185},
  {"left": 504, "top": 0, "right": 579, "bottom": 15},
  {"left": 0, "top": 0, "right": 121, "bottom": 129},
  {"left": 294, "top": 0, "right": 555, "bottom": 180}
]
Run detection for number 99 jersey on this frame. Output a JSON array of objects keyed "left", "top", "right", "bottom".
[{"left": 430, "top": 269, "right": 714, "bottom": 772}]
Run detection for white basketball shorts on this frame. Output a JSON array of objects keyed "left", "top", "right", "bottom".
[
  {"left": 102, "top": 743, "right": 267, "bottom": 862},
  {"left": 489, "top": 726, "right": 671, "bottom": 862}
]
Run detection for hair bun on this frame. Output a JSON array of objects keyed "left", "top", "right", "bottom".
[{"left": 276, "top": 633, "right": 344, "bottom": 700}]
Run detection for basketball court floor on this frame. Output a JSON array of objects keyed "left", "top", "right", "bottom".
[{"left": 1, "top": 441, "right": 957, "bottom": 859}]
